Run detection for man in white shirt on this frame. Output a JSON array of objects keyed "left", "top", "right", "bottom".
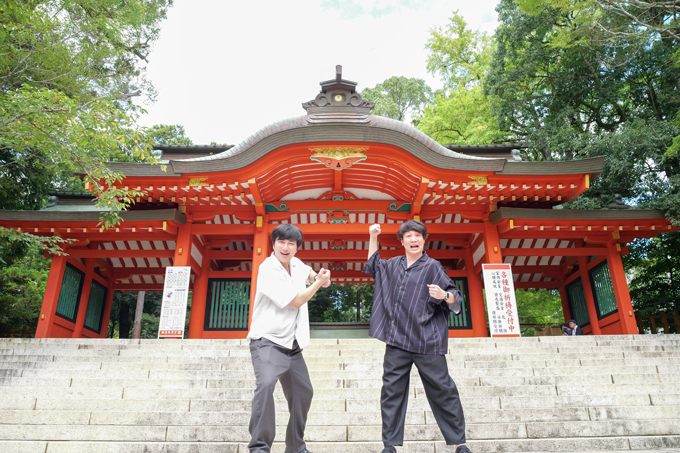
[{"left": 247, "top": 224, "right": 331, "bottom": 453}]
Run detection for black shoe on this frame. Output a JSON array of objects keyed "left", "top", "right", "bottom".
[
  {"left": 455, "top": 445, "right": 472, "bottom": 453},
  {"left": 381, "top": 447, "right": 397, "bottom": 453}
]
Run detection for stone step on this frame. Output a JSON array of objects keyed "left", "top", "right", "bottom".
[
  {"left": 3, "top": 374, "right": 680, "bottom": 395},
  {"left": 0, "top": 439, "right": 679, "bottom": 453},
  {"left": 1, "top": 419, "right": 678, "bottom": 442},
  {"left": 9, "top": 368, "right": 675, "bottom": 384},
  {"left": 3, "top": 355, "right": 678, "bottom": 371},
  {"left": 0, "top": 392, "right": 663, "bottom": 412},
  {"left": 0, "top": 342, "right": 680, "bottom": 357},
  {"left": 2, "top": 355, "right": 679, "bottom": 372},
  {"left": 1, "top": 404, "right": 677, "bottom": 425},
  {"left": 0, "top": 336, "right": 678, "bottom": 452},
  {"left": 0, "top": 391, "right": 663, "bottom": 410}
]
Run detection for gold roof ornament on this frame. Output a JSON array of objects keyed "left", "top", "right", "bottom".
[{"left": 310, "top": 147, "right": 368, "bottom": 170}]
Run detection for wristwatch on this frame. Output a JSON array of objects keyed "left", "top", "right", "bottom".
[{"left": 443, "top": 292, "right": 452, "bottom": 301}]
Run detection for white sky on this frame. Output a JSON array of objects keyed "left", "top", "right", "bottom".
[{"left": 139, "top": 0, "right": 500, "bottom": 145}]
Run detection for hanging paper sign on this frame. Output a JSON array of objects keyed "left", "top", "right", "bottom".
[
  {"left": 158, "top": 266, "right": 191, "bottom": 339},
  {"left": 482, "top": 263, "right": 521, "bottom": 337}
]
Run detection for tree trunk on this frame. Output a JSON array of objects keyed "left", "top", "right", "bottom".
[
  {"left": 132, "top": 291, "right": 145, "bottom": 339},
  {"left": 356, "top": 289, "right": 361, "bottom": 322},
  {"left": 119, "top": 302, "right": 131, "bottom": 339}
]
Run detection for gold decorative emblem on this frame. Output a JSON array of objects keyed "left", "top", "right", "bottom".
[
  {"left": 468, "top": 176, "right": 488, "bottom": 186},
  {"left": 188, "top": 178, "right": 209, "bottom": 187},
  {"left": 310, "top": 147, "right": 368, "bottom": 170}
]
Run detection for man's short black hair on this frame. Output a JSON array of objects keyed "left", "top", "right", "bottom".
[
  {"left": 271, "top": 224, "right": 304, "bottom": 248},
  {"left": 397, "top": 220, "right": 428, "bottom": 241}
]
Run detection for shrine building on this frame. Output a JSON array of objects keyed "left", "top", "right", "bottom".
[{"left": 0, "top": 67, "right": 676, "bottom": 339}]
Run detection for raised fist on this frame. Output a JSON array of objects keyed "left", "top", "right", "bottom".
[{"left": 369, "top": 224, "right": 381, "bottom": 238}]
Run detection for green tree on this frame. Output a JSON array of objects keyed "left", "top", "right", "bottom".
[
  {"left": 418, "top": 11, "right": 508, "bottom": 145},
  {"left": 361, "top": 77, "right": 432, "bottom": 122},
  {"left": 309, "top": 283, "right": 374, "bottom": 323},
  {"left": 514, "top": 289, "right": 564, "bottom": 335},
  {"left": 108, "top": 290, "right": 168, "bottom": 339},
  {"left": 146, "top": 124, "right": 193, "bottom": 146},
  {"left": 0, "top": 247, "right": 50, "bottom": 336},
  {"left": 0, "top": 0, "right": 174, "bottom": 230},
  {"left": 625, "top": 232, "right": 680, "bottom": 314},
  {"left": 486, "top": 0, "right": 680, "bottom": 215},
  {"left": 485, "top": 0, "right": 680, "bottom": 317}
]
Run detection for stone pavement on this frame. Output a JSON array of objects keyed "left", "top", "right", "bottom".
[{"left": 0, "top": 335, "right": 679, "bottom": 452}]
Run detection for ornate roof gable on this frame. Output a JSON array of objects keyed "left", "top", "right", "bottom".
[{"left": 302, "top": 65, "right": 375, "bottom": 124}]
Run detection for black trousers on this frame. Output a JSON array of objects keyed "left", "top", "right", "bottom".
[
  {"left": 248, "top": 338, "right": 313, "bottom": 453},
  {"left": 381, "top": 344, "right": 466, "bottom": 447}
]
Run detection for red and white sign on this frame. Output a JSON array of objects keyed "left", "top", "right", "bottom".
[
  {"left": 158, "top": 266, "right": 191, "bottom": 339},
  {"left": 482, "top": 263, "right": 521, "bottom": 337}
]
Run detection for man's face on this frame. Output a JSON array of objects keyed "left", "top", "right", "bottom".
[
  {"left": 401, "top": 230, "right": 425, "bottom": 257},
  {"left": 568, "top": 322, "right": 576, "bottom": 329},
  {"left": 273, "top": 238, "right": 298, "bottom": 265}
]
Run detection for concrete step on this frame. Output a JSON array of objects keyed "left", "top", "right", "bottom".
[
  {"left": 1, "top": 420, "right": 679, "bottom": 442},
  {"left": 0, "top": 336, "right": 678, "bottom": 452},
  {"left": 1, "top": 404, "right": 677, "bottom": 425},
  {"left": 1, "top": 440, "right": 680, "bottom": 453}
]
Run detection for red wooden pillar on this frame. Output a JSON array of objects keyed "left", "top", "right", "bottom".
[
  {"left": 173, "top": 223, "right": 193, "bottom": 267},
  {"left": 483, "top": 220, "right": 503, "bottom": 264},
  {"left": 248, "top": 222, "right": 270, "bottom": 329},
  {"left": 36, "top": 254, "right": 68, "bottom": 338},
  {"left": 578, "top": 256, "right": 602, "bottom": 335},
  {"left": 557, "top": 278, "right": 572, "bottom": 322},
  {"left": 464, "top": 242, "right": 488, "bottom": 337},
  {"left": 99, "top": 281, "right": 116, "bottom": 338},
  {"left": 72, "top": 258, "right": 96, "bottom": 338},
  {"left": 606, "top": 244, "right": 639, "bottom": 334},
  {"left": 188, "top": 246, "right": 212, "bottom": 339}
]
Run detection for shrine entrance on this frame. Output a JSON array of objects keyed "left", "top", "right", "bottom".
[{"left": 0, "top": 67, "right": 675, "bottom": 338}]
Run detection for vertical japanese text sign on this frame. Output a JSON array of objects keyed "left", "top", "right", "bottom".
[
  {"left": 482, "top": 264, "right": 521, "bottom": 337},
  {"left": 158, "top": 266, "right": 191, "bottom": 339}
]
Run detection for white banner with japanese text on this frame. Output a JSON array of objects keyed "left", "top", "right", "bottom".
[
  {"left": 482, "top": 263, "right": 521, "bottom": 337},
  {"left": 158, "top": 266, "right": 191, "bottom": 339}
]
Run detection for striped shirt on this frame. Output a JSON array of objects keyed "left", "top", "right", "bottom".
[{"left": 363, "top": 251, "right": 462, "bottom": 355}]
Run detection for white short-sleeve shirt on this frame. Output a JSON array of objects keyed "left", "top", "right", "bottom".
[{"left": 247, "top": 254, "right": 312, "bottom": 349}]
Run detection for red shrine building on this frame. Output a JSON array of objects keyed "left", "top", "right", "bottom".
[{"left": 0, "top": 68, "right": 675, "bottom": 339}]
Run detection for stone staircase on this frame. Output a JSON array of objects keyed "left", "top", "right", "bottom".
[{"left": 1, "top": 335, "right": 680, "bottom": 453}]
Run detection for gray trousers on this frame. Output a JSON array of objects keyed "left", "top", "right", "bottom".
[
  {"left": 248, "top": 338, "right": 313, "bottom": 453},
  {"left": 381, "top": 345, "right": 466, "bottom": 447}
]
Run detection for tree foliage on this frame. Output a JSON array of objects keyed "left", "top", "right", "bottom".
[
  {"left": 361, "top": 77, "right": 432, "bottom": 123},
  {"left": 484, "top": 0, "right": 680, "bottom": 315},
  {"left": 418, "top": 12, "right": 509, "bottom": 145},
  {"left": 625, "top": 232, "right": 680, "bottom": 314},
  {"left": 514, "top": 289, "right": 564, "bottom": 335},
  {"left": 146, "top": 124, "right": 193, "bottom": 146},
  {"left": 0, "top": 247, "right": 50, "bottom": 335},
  {"left": 486, "top": 0, "right": 680, "bottom": 217},
  {"left": 0, "top": 0, "right": 174, "bottom": 229},
  {"left": 309, "top": 284, "right": 374, "bottom": 323}
]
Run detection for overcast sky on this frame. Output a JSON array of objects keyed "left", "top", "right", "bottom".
[{"left": 138, "top": 0, "right": 501, "bottom": 145}]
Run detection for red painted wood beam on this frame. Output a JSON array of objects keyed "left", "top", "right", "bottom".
[
  {"left": 210, "top": 249, "right": 466, "bottom": 261},
  {"left": 67, "top": 250, "right": 175, "bottom": 259},
  {"left": 502, "top": 247, "right": 607, "bottom": 257},
  {"left": 270, "top": 223, "right": 485, "bottom": 236},
  {"left": 514, "top": 281, "right": 560, "bottom": 289},
  {"left": 114, "top": 283, "right": 171, "bottom": 291},
  {"left": 191, "top": 224, "right": 256, "bottom": 236},
  {"left": 113, "top": 268, "right": 166, "bottom": 279}
]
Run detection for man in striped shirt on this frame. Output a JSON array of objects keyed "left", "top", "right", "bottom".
[{"left": 363, "top": 220, "right": 471, "bottom": 453}]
